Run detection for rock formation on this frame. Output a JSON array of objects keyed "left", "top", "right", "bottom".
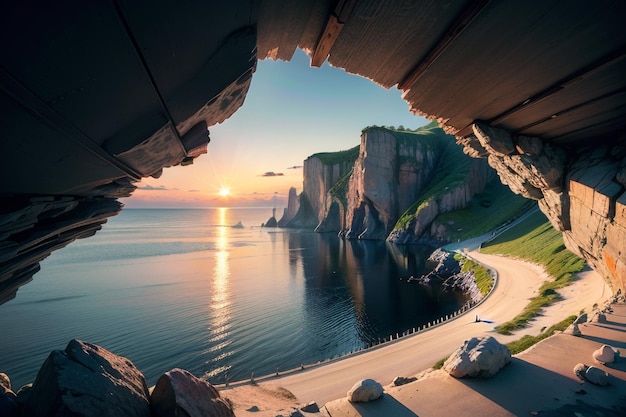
[
  {"left": 150, "top": 368, "right": 235, "bottom": 417},
  {"left": 0, "top": 191, "right": 133, "bottom": 304},
  {"left": 284, "top": 124, "right": 495, "bottom": 244},
  {"left": 346, "top": 379, "right": 383, "bottom": 403},
  {"left": 277, "top": 187, "right": 300, "bottom": 226},
  {"left": 457, "top": 122, "right": 626, "bottom": 292},
  {"left": 23, "top": 339, "right": 151, "bottom": 417},
  {"left": 442, "top": 336, "right": 511, "bottom": 378}
]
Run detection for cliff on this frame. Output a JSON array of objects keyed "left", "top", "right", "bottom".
[
  {"left": 458, "top": 122, "right": 626, "bottom": 292},
  {"left": 283, "top": 146, "right": 358, "bottom": 229},
  {"left": 286, "top": 124, "right": 496, "bottom": 243}
]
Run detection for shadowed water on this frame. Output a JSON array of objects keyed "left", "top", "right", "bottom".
[{"left": 0, "top": 208, "right": 468, "bottom": 388}]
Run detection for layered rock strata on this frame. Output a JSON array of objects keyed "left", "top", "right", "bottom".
[
  {"left": 457, "top": 122, "right": 625, "bottom": 292},
  {"left": 0, "top": 184, "right": 134, "bottom": 303}
]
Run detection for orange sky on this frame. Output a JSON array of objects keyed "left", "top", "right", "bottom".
[{"left": 122, "top": 50, "right": 427, "bottom": 209}]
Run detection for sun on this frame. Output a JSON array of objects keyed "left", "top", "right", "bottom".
[{"left": 218, "top": 186, "right": 230, "bottom": 197}]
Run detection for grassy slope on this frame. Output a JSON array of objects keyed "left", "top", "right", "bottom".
[
  {"left": 481, "top": 210, "right": 586, "bottom": 334},
  {"left": 436, "top": 181, "right": 534, "bottom": 241}
]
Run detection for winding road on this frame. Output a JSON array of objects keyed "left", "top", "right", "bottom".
[{"left": 250, "top": 251, "right": 610, "bottom": 406}]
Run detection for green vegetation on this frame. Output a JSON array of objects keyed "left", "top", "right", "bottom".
[
  {"left": 454, "top": 254, "right": 494, "bottom": 296},
  {"left": 506, "top": 315, "right": 577, "bottom": 354},
  {"left": 328, "top": 169, "right": 353, "bottom": 207},
  {"left": 436, "top": 181, "right": 534, "bottom": 241},
  {"left": 481, "top": 210, "right": 586, "bottom": 334},
  {"left": 433, "top": 355, "right": 449, "bottom": 370},
  {"left": 311, "top": 145, "right": 359, "bottom": 166},
  {"left": 394, "top": 134, "right": 475, "bottom": 231}
]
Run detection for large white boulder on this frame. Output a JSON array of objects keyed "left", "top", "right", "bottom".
[
  {"left": 347, "top": 379, "right": 383, "bottom": 403},
  {"left": 585, "top": 366, "right": 609, "bottom": 386},
  {"left": 592, "top": 345, "right": 617, "bottom": 364},
  {"left": 443, "top": 336, "right": 511, "bottom": 378}
]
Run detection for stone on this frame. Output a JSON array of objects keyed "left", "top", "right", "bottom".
[
  {"left": 584, "top": 366, "right": 609, "bottom": 386},
  {"left": 287, "top": 408, "right": 304, "bottom": 417},
  {"left": 301, "top": 401, "right": 320, "bottom": 413},
  {"left": 15, "top": 383, "right": 32, "bottom": 405},
  {"left": 442, "top": 336, "right": 511, "bottom": 378},
  {"left": 515, "top": 135, "right": 544, "bottom": 156},
  {"left": 150, "top": 368, "right": 235, "bottom": 417},
  {"left": 573, "top": 363, "right": 588, "bottom": 380},
  {"left": 23, "top": 339, "right": 151, "bottom": 417},
  {"left": 0, "top": 389, "right": 19, "bottom": 417},
  {"left": 0, "top": 373, "right": 10, "bottom": 392},
  {"left": 347, "top": 379, "right": 383, "bottom": 403},
  {"left": 392, "top": 376, "right": 417, "bottom": 386},
  {"left": 564, "top": 322, "right": 581, "bottom": 336},
  {"left": 246, "top": 405, "right": 260, "bottom": 412},
  {"left": 472, "top": 122, "right": 516, "bottom": 156},
  {"left": 593, "top": 345, "right": 616, "bottom": 364}
]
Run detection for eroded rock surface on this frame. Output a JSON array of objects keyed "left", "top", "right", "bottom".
[
  {"left": 23, "top": 339, "right": 151, "bottom": 417},
  {"left": 457, "top": 122, "right": 626, "bottom": 292}
]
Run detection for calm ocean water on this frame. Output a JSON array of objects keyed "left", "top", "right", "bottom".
[{"left": 0, "top": 208, "right": 467, "bottom": 388}]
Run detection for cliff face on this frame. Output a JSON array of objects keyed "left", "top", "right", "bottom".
[
  {"left": 458, "top": 122, "right": 626, "bottom": 292},
  {"left": 287, "top": 124, "right": 493, "bottom": 243},
  {"left": 344, "top": 128, "right": 442, "bottom": 240}
]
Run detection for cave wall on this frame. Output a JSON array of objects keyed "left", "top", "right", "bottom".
[{"left": 459, "top": 122, "right": 626, "bottom": 292}]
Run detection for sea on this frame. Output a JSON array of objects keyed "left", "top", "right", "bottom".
[{"left": 0, "top": 207, "right": 469, "bottom": 388}]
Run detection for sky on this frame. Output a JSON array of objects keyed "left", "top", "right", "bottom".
[{"left": 123, "top": 49, "right": 428, "bottom": 208}]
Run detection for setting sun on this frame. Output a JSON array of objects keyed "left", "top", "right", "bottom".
[{"left": 218, "top": 186, "right": 230, "bottom": 197}]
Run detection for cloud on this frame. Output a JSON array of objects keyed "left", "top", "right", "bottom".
[
  {"left": 187, "top": 189, "right": 200, "bottom": 192},
  {"left": 138, "top": 184, "right": 168, "bottom": 191},
  {"left": 259, "top": 171, "right": 284, "bottom": 177},
  {"left": 287, "top": 165, "right": 302, "bottom": 169}
]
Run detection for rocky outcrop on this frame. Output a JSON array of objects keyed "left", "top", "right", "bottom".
[
  {"left": 289, "top": 147, "right": 359, "bottom": 228},
  {"left": 456, "top": 122, "right": 626, "bottom": 292},
  {"left": 23, "top": 339, "right": 151, "bottom": 417},
  {"left": 277, "top": 187, "right": 299, "bottom": 226},
  {"left": 150, "top": 368, "right": 235, "bottom": 417},
  {"left": 285, "top": 125, "right": 494, "bottom": 243},
  {"left": 0, "top": 191, "right": 133, "bottom": 304},
  {"left": 443, "top": 336, "right": 511, "bottom": 378}
]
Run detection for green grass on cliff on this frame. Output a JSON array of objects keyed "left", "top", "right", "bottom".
[
  {"left": 310, "top": 145, "right": 359, "bottom": 165},
  {"left": 481, "top": 210, "right": 586, "bottom": 335},
  {"left": 328, "top": 169, "right": 353, "bottom": 206},
  {"left": 436, "top": 181, "right": 534, "bottom": 241},
  {"left": 394, "top": 134, "right": 475, "bottom": 232},
  {"left": 454, "top": 254, "right": 494, "bottom": 297}
]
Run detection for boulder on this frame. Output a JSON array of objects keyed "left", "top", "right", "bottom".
[
  {"left": 593, "top": 345, "right": 616, "bottom": 364},
  {"left": 22, "top": 339, "right": 151, "bottom": 417},
  {"left": 442, "top": 336, "right": 511, "bottom": 378},
  {"left": 392, "top": 376, "right": 417, "bottom": 386},
  {"left": 347, "top": 379, "right": 383, "bottom": 403},
  {"left": 150, "top": 368, "right": 235, "bottom": 417},
  {"left": 0, "top": 374, "right": 18, "bottom": 417},
  {"left": 585, "top": 366, "right": 609, "bottom": 386},
  {"left": 563, "top": 322, "right": 582, "bottom": 336},
  {"left": 573, "top": 363, "right": 588, "bottom": 380},
  {"left": 0, "top": 373, "right": 10, "bottom": 392},
  {"left": 16, "top": 383, "right": 32, "bottom": 406},
  {"left": 301, "top": 401, "right": 320, "bottom": 413}
]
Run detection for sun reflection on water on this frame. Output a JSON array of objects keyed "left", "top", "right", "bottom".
[{"left": 205, "top": 207, "right": 232, "bottom": 379}]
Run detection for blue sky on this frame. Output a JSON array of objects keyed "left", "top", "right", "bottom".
[{"left": 125, "top": 49, "right": 428, "bottom": 208}]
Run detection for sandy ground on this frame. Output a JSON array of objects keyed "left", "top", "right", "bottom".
[{"left": 220, "top": 251, "right": 613, "bottom": 416}]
